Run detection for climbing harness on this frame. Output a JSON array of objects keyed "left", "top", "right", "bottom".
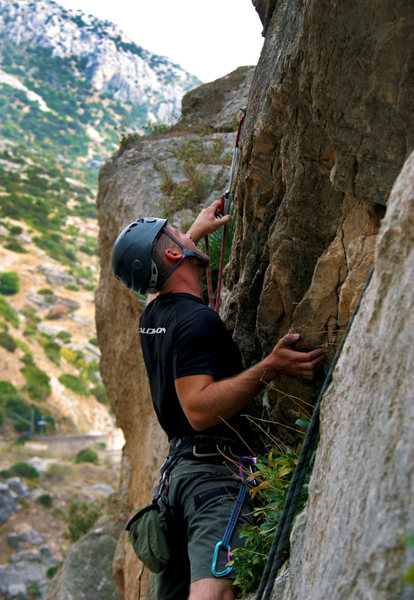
[
  {"left": 212, "top": 455, "right": 257, "bottom": 577},
  {"left": 205, "top": 108, "right": 245, "bottom": 312},
  {"left": 255, "top": 267, "right": 375, "bottom": 600}
]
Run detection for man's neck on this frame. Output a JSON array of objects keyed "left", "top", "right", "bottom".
[{"left": 159, "top": 264, "right": 204, "bottom": 299}]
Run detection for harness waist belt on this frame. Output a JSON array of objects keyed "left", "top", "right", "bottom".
[{"left": 169, "top": 436, "right": 246, "bottom": 459}]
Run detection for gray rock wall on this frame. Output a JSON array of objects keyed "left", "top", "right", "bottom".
[
  {"left": 223, "top": 0, "right": 413, "bottom": 442},
  {"left": 272, "top": 151, "right": 414, "bottom": 600},
  {"left": 95, "top": 68, "right": 253, "bottom": 600},
  {"left": 95, "top": 1, "right": 414, "bottom": 598}
]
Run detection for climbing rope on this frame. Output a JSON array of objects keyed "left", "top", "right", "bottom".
[
  {"left": 255, "top": 267, "right": 375, "bottom": 600},
  {"left": 205, "top": 109, "right": 245, "bottom": 312}
]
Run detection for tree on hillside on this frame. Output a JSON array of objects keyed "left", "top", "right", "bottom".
[{"left": 0, "top": 271, "right": 20, "bottom": 296}]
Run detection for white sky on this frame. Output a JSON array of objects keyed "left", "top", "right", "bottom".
[{"left": 55, "top": 0, "right": 264, "bottom": 83}]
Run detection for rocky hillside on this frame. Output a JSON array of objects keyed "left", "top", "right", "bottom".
[
  {"left": 95, "top": 1, "right": 413, "bottom": 599},
  {"left": 0, "top": 0, "right": 200, "bottom": 134},
  {"left": 0, "top": 0, "right": 202, "bottom": 441},
  {"left": 0, "top": 2, "right": 203, "bottom": 599}
]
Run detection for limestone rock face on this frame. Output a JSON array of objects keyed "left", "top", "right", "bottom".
[
  {"left": 223, "top": 0, "right": 413, "bottom": 429},
  {"left": 45, "top": 518, "right": 120, "bottom": 600},
  {"left": 272, "top": 151, "right": 414, "bottom": 600},
  {"left": 179, "top": 66, "right": 255, "bottom": 131},
  {"left": 95, "top": 1, "right": 413, "bottom": 599},
  {"left": 96, "top": 67, "right": 252, "bottom": 600}
]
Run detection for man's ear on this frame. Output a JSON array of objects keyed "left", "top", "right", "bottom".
[{"left": 165, "top": 247, "right": 183, "bottom": 261}]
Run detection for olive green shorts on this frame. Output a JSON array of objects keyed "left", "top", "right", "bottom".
[{"left": 155, "top": 456, "right": 255, "bottom": 600}]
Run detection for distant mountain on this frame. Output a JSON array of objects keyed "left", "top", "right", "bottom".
[
  {"left": 0, "top": 0, "right": 200, "bottom": 440},
  {"left": 0, "top": 0, "right": 201, "bottom": 168}
]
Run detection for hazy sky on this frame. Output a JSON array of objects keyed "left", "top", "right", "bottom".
[{"left": 55, "top": 0, "right": 264, "bottom": 83}]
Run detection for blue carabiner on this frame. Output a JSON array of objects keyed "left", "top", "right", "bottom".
[{"left": 211, "top": 540, "right": 232, "bottom": 577}]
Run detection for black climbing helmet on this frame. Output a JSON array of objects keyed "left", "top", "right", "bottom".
[{"left": 111, "top": 217, "right": 167, "bottom": 294}]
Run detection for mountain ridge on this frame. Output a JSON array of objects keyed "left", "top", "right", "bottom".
[{"left": 0, "top": 0, "right": 201, "bottom": 117}]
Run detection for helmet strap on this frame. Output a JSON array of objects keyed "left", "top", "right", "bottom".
[{"left": 156, "top": 228, "right": 208, "bottom": 290}]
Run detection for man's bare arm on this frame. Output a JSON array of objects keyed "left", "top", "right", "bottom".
[{"left": 175, "top": 333, "right": 324, "bottom": 431}]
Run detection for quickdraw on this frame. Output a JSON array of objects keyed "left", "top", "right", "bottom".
[
  {"left": 205, "top": 108, "right": 245, "bottom": 313},
  {"left": 211, "top": 455, "right": 256, "bottom": 578}
]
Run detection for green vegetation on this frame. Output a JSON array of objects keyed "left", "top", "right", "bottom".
[
  {"left": 91, "top": 383, "right": 109, "bottom": 406},
  {"left": 0, "top": 271, "right": 20, "bottom": 295},
  {"left": 78, "top": 235, "right": 98, "bottom": 256},
  {"left": 404, "top": 534, "right": 414, "bottom": 586},
  {"left": 232, "top": 427, "right": 310, "bottom": 595},
  {"left": 157, "top": 137, "right": 230, "bottom": 215},
  {"left": 199, "top": 204, "right": 237, "bottom": 304},
  {"left": 0, "top": 297, "right": 19, "bottom": 327},
  {"left": 143, "top": 121, "right": 172, "bottom": 137},
  {"left": 60, "top": 347, "right": 100, "bottom": 396},
  {"left": 37, "top": 493, "right": 54, "bottom": 508},
  {"left": 0, "top": 379, "right": 55, "bottom": 433},
  {"left": 0, "top": 461, "right": 39, "bottom": 479},
  {"left": 58, "top": 373, "right": 89, "bottom": 396},
  {"left": 0, "top": 330, "right": 17, "bottom": 352},
  {"left": 64, "top": 501, "right": 102, "bottom": 542},
  {"left": 57, "top": 330, "right": 72, "bottom": 343},
  {"left": 20, "top": 361, "right": 52, "bottom": 402},
  {"left": 46, "top": 563, "right": 61, "bottom": 580},
  {"left": 43, "top": 462, "right": 72, "bottom": 481},
  {"left": 33, "top": 232, "right": 77, "bottom": 265},
  {"left": 27, "top": 582, "right": 42, "bottom": 598},
  {"left": 75, "top": 448, "right": 99, "bottom": 464},
  {"left": 4, "top": 238, "right": 29, "bottom": 253}
]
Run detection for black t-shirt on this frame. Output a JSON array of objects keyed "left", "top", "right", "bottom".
[{"left": 139, "top": 293, "right": 244, "bottom": 441}]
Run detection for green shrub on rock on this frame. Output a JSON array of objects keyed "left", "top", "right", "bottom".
[
  {"left": 7, "top": 461, "right": 39, "bottom": 479},
  {"left": 75, "top": 448, "right": 99, "bottom": 464},
  {"left": 0, "top": 271, "right": 20, "bottom": 295},
  {"left": 64, "top": 501, "right": 102, "bottom": 542},
  {"left": 0, "top": 330, "right": 17, "bottom": 352}
]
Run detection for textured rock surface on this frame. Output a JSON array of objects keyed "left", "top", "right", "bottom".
[
  {"left": 179, "top": 66, "right": 254, "bottom": 131},
  {"left": 0, "top": 545, "right": 60, "bottom": 600},
  {"left": 95, "top": 1, "right": 413, "bottom": 599},
  {"left": 272, "top": 151, "right": 414, "bottom": 599},
  {"left": 45, "top": 517, "right": 121, "bottom": 600},
  {"left": 96, "top": 67, "right": 251, "bottom": 600},
  {"left": 223, "top": 0, "right": 413, "bottom": 430}
]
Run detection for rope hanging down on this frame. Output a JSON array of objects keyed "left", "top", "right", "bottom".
[
  {"left": 255, "top": 267, "right": 374, "bottom": 600},
  {"left": 205, "top": 109, "right": 245, "bottom": 312}
]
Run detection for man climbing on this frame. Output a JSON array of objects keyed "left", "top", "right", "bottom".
[{"left": 112, "top": 200, "right": 324, "bottom": 600}]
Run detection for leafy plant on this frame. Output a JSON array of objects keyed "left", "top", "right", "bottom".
[
  {"left": 57, "top": 330, "right": 72, "bottom": 343},
  {"left": 0, "top": 297, "right": 19, "bottom": 327},
  {"left": 3, "top": 461, "right": 40, "bottom": 479},
  {"left": 46, "top": 563, "right": 62, "bottom": 579},
  {"left": 27, "top": 581, "right": 42, "bottom": 598},
  {"left": 232, "top": 439, "right": 310, "bottom": 595},
  {"left": 44, "top": 463, "right": 72, "bottom": 481},
  {"left": 38, "top": 493, "right": 53, "bottom": 508},
  {"left": 91, "top": 383, "right": 109, "bottom": 406},
  {"left": 0, "top": 331, "right": 17, "bottom": 352},
  {"left": 58, "top": 373, "right": 89, "bottom": 396},
  {"left": 20, "top": 363, "right": 51, "bottom": 402},
  {"left": 403, "top": 534, "right": 414, "bottom": 586},
  {"left": 4, "top": 238, "right": 29, "bottom": 253},
  {"left": 75, "top": 448, "right": 99, "bottom": 464},
  {"left": 0, "top": 271, "right": 20, "bottom": 295},
  {"left": 39, "top": 336, "right": 61, "bottom": 365},
  {"left": 199, "top": 204, "right": 237, "bottom": 304},
  {"left": 144, "top": 121, "right": 171, "bottom": 137},
  {"left": 64, "top": 501, "right": 102, "bottom": 542}
]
